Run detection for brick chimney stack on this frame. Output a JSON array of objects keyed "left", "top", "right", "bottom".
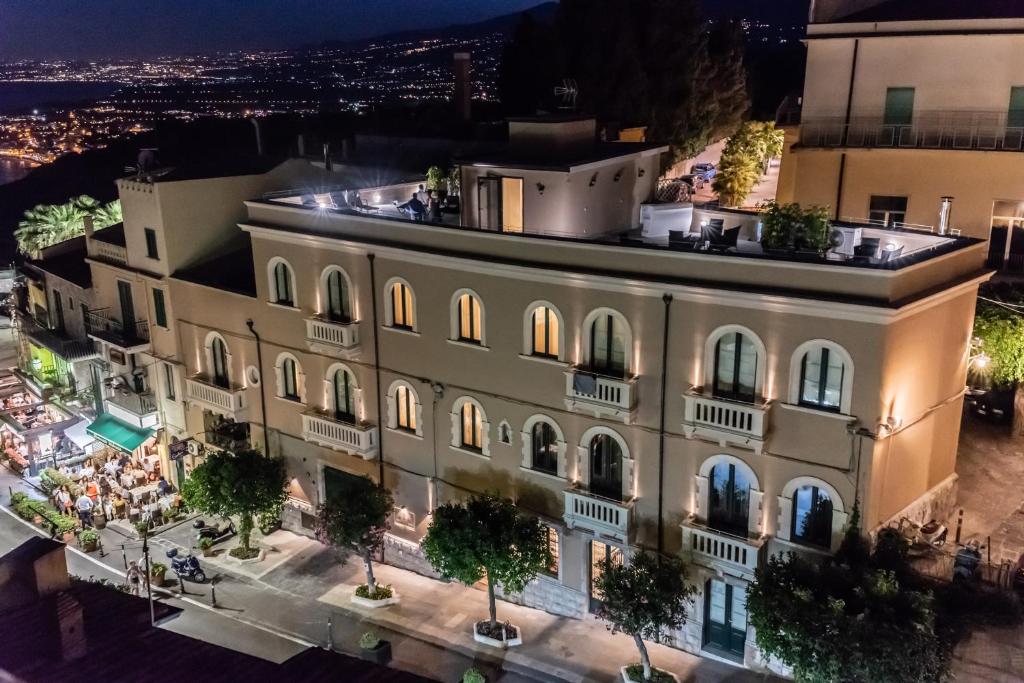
[{"left": 453, "top": 52, "right": 472, "bottom": 122}]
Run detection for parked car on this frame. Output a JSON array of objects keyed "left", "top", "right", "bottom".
[
  {"left": 691, "top": 162, "right": 716, "bottom": 182},
  {"left": 679, "top": 174, "right": 704, "bottom": 191},
  {"left": 965, "top": 385, "right": 1013, "bottom": 423}
]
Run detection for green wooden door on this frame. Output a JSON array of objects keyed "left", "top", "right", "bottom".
[
  {"left": 884, "top": 88, "right": 915, "bottom": 126},
  {"left": 704, "top": 579, "right": 747, "bottom": 659}
]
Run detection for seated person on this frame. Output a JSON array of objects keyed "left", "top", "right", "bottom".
[
  {"left": 112, "top": 493, "right": 127, "bottom": 520},
  {"left": 395, "top": 192, "right": 426, "bottom": 221},
  {"left": 157, "top": 476, "right": 172, "bottom": 497}
]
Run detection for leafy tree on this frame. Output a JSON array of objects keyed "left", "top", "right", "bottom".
[
  {"left": 181, "top": 449, "right": 287, "bottom": 555},
  {"left": 15, "top": 196, "right": 122, "bottom": 257},
  {"left": 713, "top": 122, "right": 785, "bottom": 206},
  {"left": 500, "top": 0, "right": 749, "bottom": 165},
  {"left": 748, "top": 522, "right": 950, "bottom": 683},
  {"left": 421, "top": 492, "right": 550, "bottom": 631},
  {"left": 973, "top": 293, "right": 1024, "bottom": 433},
  {"left": 595, "top": 552, "right": 696, "bottom": 682},
  {"left": 760, "top": 201, "right": 832, "bottom": 253},
  {"left": 314, "top": 475, "right": 393, "bottom": 596}
]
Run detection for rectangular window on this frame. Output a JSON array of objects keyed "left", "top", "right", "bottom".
[
  {"left": 1009, "top": 87, "right": 1024, "bottom": 129},
  {"left": 883, "top": 87, "right": 915, "bottom": 126},
  {"left": 543, "top": 525, "right": 559, "bottom": 577},
  {"left": 144, "top": 228, "right": 159, "bottom": 260},
  {"left": 501, "top": 177, "right": 524, "bottom": 233},
  {"left": 153, "top": 288, "right": 167, "bottom": 328},
  {"left": 868, "top": 195, "right": 908, "bottom": 227},
  {"left": 163, "top": 363, "right": 175, "bottom": 401}
]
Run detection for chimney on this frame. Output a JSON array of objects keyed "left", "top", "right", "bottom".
[
  {"left": 251, "top": 118, "right": 264, "bottom": 156},
  {"left": 453, "top": 52, "right": 472, "bottom": 122},
  {"left": 938, "top": 196, "right": 954, "bottom": 236},
  {"left": 82, "top": 215, "right": 94, "bottom": 238},
  {"left": 56, "top": 593, "right": 87, "bottom": 662}
]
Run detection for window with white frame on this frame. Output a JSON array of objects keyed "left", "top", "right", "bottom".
[
  {"left": 714, "top": 331, "right": 758, "bottom": 402},
  {"left": 389, "top": 382, "right": 420, "bottom": 433},
  {"left": 799, "top": 347, "right": 845, "bottom": 411},
  {"left": 387, "top": 279, "right": 415, "bottom": 330},
  {"left": 777, "top": 477, "right": 847, "bottom": 551},
  {"left": 452, "top": 290, "right": 483, "bottom": 344},
  {"left": 460, "top": 401, "right": 483, "bottom": 450},
  {"left": 270, "top": 259, "right": 295, "bottom": 307},
  {"left": 323, "top": 267, "right": 353, "bottom": 322},
  {"left": 587, "top": 310, "right": 629, "bottom": 377},
  {"left": 531, "top": 421, "right": 559, "bottom": 475},
  {"left": 205, "top": 333, "right": 230, "bottom": 388},
  {"left": 275, "top": 353, "right": 303, "bottom": 402},
  {"left": 330, "top": 366, "right": 356, "bottom": 421}
]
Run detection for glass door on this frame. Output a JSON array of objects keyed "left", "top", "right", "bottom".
[
  {"left": 477, "top": 177, "right": 501, "bottom": 231},
  {"left": 501, "top": 177, "right": 523, "bottom": 233},
  {"left": 704, "top": 579, "right": 747, "bottom": 659},
  {"left": 589, "top": 540, "right": 623, "bottom": 613}
]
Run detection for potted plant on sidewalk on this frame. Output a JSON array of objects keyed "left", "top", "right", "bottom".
[
  {"left": 462, "top": 667, "right": 487, "bottom": 683},
  {"left": 314, "top": 475, "right": 397, "bottom": 608},
  {"left": 594, "top": 551, "right": 695, "bottom": 683},
  {"left": 422, "top": 492, "right": 550, "bottom": 649},
  {"left": 358, "top": 631, "right": 391, "bottom": 665},
  {"left": 79, "top": 528, "right": 100, "bottom": 553},
  {"left": 198, "top": 536, "right": 215, "bottom": 557},
  {"left": 181, "top": 449, "right": 287, "bottom": 563},
  {"left": 150, "top": 562, "right": 168, "bottom": 587},
  {"left": 54, "top": 514, "right": 78, "bottom": 543}
]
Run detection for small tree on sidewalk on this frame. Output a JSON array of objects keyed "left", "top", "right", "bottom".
[
  {"left": 181, "top": 449, "right": 287, "bottom": 558},
  {"left": 595, "top": 551, "right": 696, "bottom": 682},
  {"left": 314, "top": 475, "right": 393, "bottom": 598},
  {"left": 421, "top": 492, "right": 550, "bottom": 636}
]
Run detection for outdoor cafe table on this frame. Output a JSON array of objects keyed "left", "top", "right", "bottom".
[{"left": 128, "top": 483, "right": 158, "bottom": 504}]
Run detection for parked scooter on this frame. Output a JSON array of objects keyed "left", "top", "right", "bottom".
[
  {"left": 953, "top": 540, "right": 983, "bottom": 583},
  {"left": 167, "top": 548, "right": 207, "bottom": 583},
  {"left": 194, "top": 518, "right": 236, "bottom": 545},
  {"left": 898, "top": 517, "right": 948, "bottom": 549}
]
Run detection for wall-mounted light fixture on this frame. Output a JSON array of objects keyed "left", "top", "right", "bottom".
[
  {"left": 638, "top": 168, "right": 646, "bottom": 178},
  {"left": 589, "top": 173, "right": 598, "bottom": 187},
  {"left": 613, "top": 169, "right": 623, "bottom": 182},
  {"left": 536, "top": 182, "right": 545, "bottom": 195}
]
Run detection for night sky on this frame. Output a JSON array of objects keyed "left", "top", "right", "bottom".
[{"left": 0, "top": 0, "right": 547, "bottom": 60}]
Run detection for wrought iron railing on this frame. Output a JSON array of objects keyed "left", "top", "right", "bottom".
[{"left": 85, "top": 308, "right": 149, "bottom": 346}]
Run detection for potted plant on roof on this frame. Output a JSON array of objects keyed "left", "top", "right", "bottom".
[
  {"left": 358, "top": 630, "right": 392, "bottom": 666},
  {"left": 314, "top": 475, "right": 398, "bottom": 608},
  {"left": 422, "top": 492, "right": 550, "bottom": 649},
  {"left": 79, "top": 528, "right": 100, "bottom": 553}
]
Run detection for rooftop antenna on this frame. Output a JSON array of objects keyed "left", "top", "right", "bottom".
[{"left": 553, "top": 79, "right": 579, "bottom": 111}]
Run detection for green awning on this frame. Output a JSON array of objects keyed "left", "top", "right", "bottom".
[{"left": 87, "top": 414, "right": 153, "bottom": 453}]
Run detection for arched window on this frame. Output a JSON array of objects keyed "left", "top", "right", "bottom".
[
  {"left": 456, "top": 292, "right": 482, "bottom": 344},
  {"left": 792, "top": 484, "right": 834, "bottom": 548},
  {"left": 323, "top": 268, "right": 352, "bottom": 322},
  {"left": 531, "top": 422, "right": 558, "bottom": 475},
  {"left": 530, "top": 305, "right": 560, "bottom": 358},
  {"left": 331, "top": 367, "right": 356, "bottom": 421},
  {"left": 460, "top": 401, "right": 483, "bottom": 450},
  {"left": 586, "top": 309, "right": 629, "bottom": 377},
  {"left": 791, "top": 340, "right": 853, "bottom": 413},
  {"left": 281, "top": 357, "right": 298, "bottom": 400},
  {"left": 210, "top": 336, "right": 229, "bottom": 388},
  {"left": 388, "top": 279, "right": 415, "bottom": 330},
  {"left": 708, "top": 462, "right": 752, "bottom": 536},
  {"left": 393, "top": 383, "right": 417, "bottom": 432},
  {"left": 270, "top": 259, "right": 295, "bottom": 307},
  {"left": 713, "top": 331, "right": 759, "bottom": 402},
  {"left": 589, "top": 434, "right": 623, "bottom": 500}
]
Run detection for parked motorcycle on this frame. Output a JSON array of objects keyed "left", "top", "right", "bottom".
[
  {"left": 898, "top": 517, "right": 948, "bottom": 549},
  {"left": 166, "top": 548, "right": 207, "bottom": 583},
  {"left": 193, "top": 518, "right": 236, "bottom": 546}
]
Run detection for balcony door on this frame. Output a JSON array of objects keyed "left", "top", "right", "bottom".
[
  {"left": 117, "top": 280, "right": 134, "bottom": 330},
  {"left": 589, "top": 434, "right": 623, "bottom": 500},
  {"left": 588, "top": 540, "right": 623, "bottom": 613},
  {"left": 703, "top": 579, "right": 747, "bottom": 660},
  {"left": 713, "top": 332, "right": 757, "bottom": 402},
  {"left": 51, "top": 291, "right": 65, "bottom": 333},
  {"left": 590, "top": 313, "right": 627, "bottom": 378},
  {"left": 708, "top": 462, "right": 750, "bottom": 537}
]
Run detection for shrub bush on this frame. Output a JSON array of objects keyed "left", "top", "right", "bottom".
[
  {"left": 462, "top": 668, "right": 486, "bottom": 683},
  {"left": 358, "top": 631, "right": 380, "bottom": 650}
]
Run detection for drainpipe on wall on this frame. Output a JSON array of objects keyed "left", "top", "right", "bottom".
[
  {"left": 245, "top": 319, "right": 270, "bottom": 456},
  {"left": 656, "top": 293, "right": 673, "bottom": 555},
  {"left": 366, "top": 254, "right": 385, "bottom": 487}
]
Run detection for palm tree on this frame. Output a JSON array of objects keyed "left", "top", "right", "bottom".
[{"left": 14, "top": 196, "right": 120, "bottom": 257}]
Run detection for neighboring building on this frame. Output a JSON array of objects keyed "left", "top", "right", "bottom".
[
  {"left": 779, "top": 0, "right": 1024, "bottom": 269},
  {"left": 157, "top": 118, "right": 986, "bottom": 670}
]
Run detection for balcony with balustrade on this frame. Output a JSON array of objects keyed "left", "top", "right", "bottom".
[
  {"left": 681, "top": 518, "right": 766, "bottom": 580},
  {"left": 17, "top": 311, "right": 98, "bottom": 363},
  {"left": 186, "top": 375, "right": 248, "bottom": 422},
  {"left": 305, "top": 316, "right": 360, "bottom": 358},
  {"left": 85, "top": 309, "right": 150, "bottom": 353},
  {"left": 682, "top": 388, "right": 771, "bottom": 453},
  {"left": 564, "top": 368, "right": 637, "bottom": 424},
  {"left": 798, "top": 110, "right": 1024, "bottom": 153},
  {"left": 105, "top": 391, "right": 159, "bottom": 430},
  {"left": 563, "top": 486, "right": 634, "bottom": 544},
  {"left": 301, "top": 411, "right": 378, "bottom": 459}
]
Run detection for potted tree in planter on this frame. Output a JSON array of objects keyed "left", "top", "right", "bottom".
[
  {"left": 422, "top": 492, "right": 550, "bottom": 649},
  {"left": 135, "top": 520, "right": 149, "bottom": 539},
  {"left": 462, "top": 668, "right": 486, "bottom": 683},
  {"left": 55, "top": 514, "right": 78, "bottom": 543},
  {"left": 760, "top": 201, "right": 833, "bottom": 257},
  {"left": 314, "top": 475, "right": 396, "bottom": 608},
  {"left": 79, "top": 528, "right": 100, "bottom": 553},
  {"left": 358, "top": 631, "right": 391, "bottom": 666},
  {"left": 150, "top": 562, "right": 168, "bottom": 587},
  {"left": 198, "top": 536, "right": 215, "bottom": 557},
  {"left": 595, "top": 551, "right": 695, "bottom": 683},
  {"left": 181, "top": 449, "right": 287, "bottom": 563}
]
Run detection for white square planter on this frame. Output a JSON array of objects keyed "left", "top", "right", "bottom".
[
  {"left": 620, "top": 665, "right": 680, "bottom": 683},
  {"left": 472, "top": 621, "right": 522, "bottom": 649},
  {"left": 228, "top": 548, "right": 267, "bottom": 565},
  {"left": 352, "top": 590, "right": 400, "bottom": 609}
]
